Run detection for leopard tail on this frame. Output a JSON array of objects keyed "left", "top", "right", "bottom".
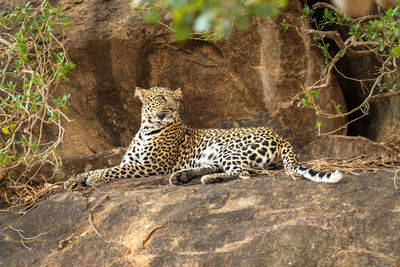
[
  {"left": 293, "top": 166, "right": 343, "bottom": 183},
  {"left": 281, "top": 141, "right": 343, "bottom": 183}
]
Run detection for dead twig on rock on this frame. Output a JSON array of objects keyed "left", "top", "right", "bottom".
[
  {"left": 57, "top": 231, "right": 89, "bottom": 250},
  {"left": 142, "top": 222, "right": 170, "bottom": 248},
  {"left": 244, "top": 167, "right": 285, "bottom": 182},
  {"left": 1, "top": 183, "right": 61, "bottom": 215},
  {"left": 88, "top": 195, "right": 109, "bottom": 239},
  {"left": 57, "top": 194, "right": 109, "bottom": 250},
  {"left": 88, "top": 213, "right": 102, "bottom": 238},
  {"left": 394, "top": 169, "right": 399, "bottom": 190},
  {"left": 5, "top": 225, "right": 51, "bottom": 250}
]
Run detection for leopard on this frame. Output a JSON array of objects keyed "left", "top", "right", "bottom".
[{"left": 63, "top": 87, "right": 343, "bottom": 189}]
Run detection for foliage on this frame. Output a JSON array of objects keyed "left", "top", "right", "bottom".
[
  {"left": 132, "top": 0, "right": 288, "bottom": 41},
  {"left": 292, "top": 3, "right": 400, "bottom": 134},
  {"left": 0, "top": 1, "right": 74, "bottom": 207}
]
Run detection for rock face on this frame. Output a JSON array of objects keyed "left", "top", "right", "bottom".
[
  {"left": 299, "top": 135, "right": 398, "bottom": 161},
  {"left": 332, "top": 31, "right": 400, "bottom": 152},
  {"left": 369, "top": 95, "right": 400, "bottom": 152},
  {"left": 44, "top": 0, "right": 347, "bottom": 157},
  {"left": 1, "top": 171, "right": 399, "bottom": 266},
  {"left": 2, "top": 1, "right": 398, "bottom": 265},
  {"left": 307, "top": 0, "right": 400, "bottom": 151}
]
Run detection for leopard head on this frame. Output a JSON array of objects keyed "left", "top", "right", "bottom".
[{"left": 135, "top": 87, "right": 183, "bottom": 126}]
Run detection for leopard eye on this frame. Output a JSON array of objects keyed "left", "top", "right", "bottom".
[{"left": 156, "top": 95, "right": 166, "bottom": 101}]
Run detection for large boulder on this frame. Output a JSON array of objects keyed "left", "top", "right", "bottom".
[
  {"left": 45, "top": 0, "right": 347, "bottom": 157},
  {"left": 1, "top": 170, "right": 399, "bottom": 266},
  {"left": 299, "top": 135, "right": 398, "bottom": 161},
  {"left": 366, "top": 69, "right": 400, "bottom": 152}
]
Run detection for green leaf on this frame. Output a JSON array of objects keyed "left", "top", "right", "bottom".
[
  {"left": 2, "top": 126, "right": 10, "bottom": 135},
  {"left": 143, "top": 9, "right": 160, "bottom": 24},
  {"left": 173, "top": 25, "right": 192, "bottom": 41},
  {"left": 80, "top": 231, "right": 89, "bottom": 237},
  {"left": 392, "top": 46, "right": 400, "bottom": 56}
]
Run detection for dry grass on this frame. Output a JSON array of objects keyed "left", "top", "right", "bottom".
[{"left": 244, "top": 154, "right": 400, "bottom": 185}]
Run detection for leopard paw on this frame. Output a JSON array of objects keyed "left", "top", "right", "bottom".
[
  {"left": 63, "top": 172, "right": 91, "bottom": 190},
  {"left": 169, "top": 170, "right": 190, "bottom": 185},
  {"left": 200, "top": 174, "right": 222, "bottom": 184}
]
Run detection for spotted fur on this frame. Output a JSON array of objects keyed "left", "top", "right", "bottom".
[{"left": 64, "top": 87, "right": 343, "bottom": 189}]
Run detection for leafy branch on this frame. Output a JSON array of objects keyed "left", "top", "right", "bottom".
[
  {"left": 291, "top": 3, "right": 400, "bottom": 134},
  {"left": 0, "top": 1, "right": 74, "bottom": 207},
  {"left": 133, "top": 0, "right": 288, "bottom": 41}
]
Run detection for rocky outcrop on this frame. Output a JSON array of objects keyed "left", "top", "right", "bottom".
[
  {"left": 1, "top": 169, "right": 399, "bottom": 266},
  {"left": 1, "top": 1, "right": 398, "bottom": 265},
  {"left": 1, "top": 117, "right": 398, "bottom": 266},
  {"left": 299, "top": 135, "right": 398, "bottom": 161},
  {"left": 42, "top": 0, "right": 347, "bottom": 158},
  {"left": 308, "top": 0, "right": 400, "bottom": 151},
  {"left": 367, "top": 68, "right": 400, "bottom": 152},
  {"left": 334, "top": 50, "right": 400, "bottom": 151}
]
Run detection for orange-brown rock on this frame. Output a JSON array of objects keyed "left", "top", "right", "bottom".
[
  {"left": 300, "top": 135, "right": 398, "bottom": 161},
  {"left": 1, "top": 170, "right": 399, "bottom": 266},
  {"left": 44, "top": 0, "right": 347, "bottom": 157}
]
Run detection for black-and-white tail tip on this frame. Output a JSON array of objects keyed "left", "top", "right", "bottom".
[{"left": 294, "top": 166, "right": 343, "bottom": 183}]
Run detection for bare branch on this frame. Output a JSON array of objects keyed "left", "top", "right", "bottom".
[
  {"left": 312, "top": 2, "right": 341, "bottom": 14},
  {"left": 0, "top": 37, "right": 11, "bottom": 46},
  {"left": 370, "top": 90, "right": 400, "bottom": 101},
  {"left": 5, "top": 225, "right": 51, "bottom": 250},
  {"left": 321, "top": 114, "right": 367, "bottom": 136},
  {"left": 88, "top": 195, "right": 109, "bottom": 239},
  {"left": 303, "top": 29, "right": 372, "bottom": 57}
]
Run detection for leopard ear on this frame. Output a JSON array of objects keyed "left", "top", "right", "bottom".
[
  {"left": 175, "top": 87, "right": 182, "bottom": 99},
  {"left": 135, "top": 87, "right": 147, "bottom": 102}
]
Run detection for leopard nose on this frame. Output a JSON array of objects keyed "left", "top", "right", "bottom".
[{"left": 156, "top": 112, "right": 166, "bottom": 120}]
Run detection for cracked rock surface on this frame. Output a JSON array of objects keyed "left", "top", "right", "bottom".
[{"left": 1, "top": 171, "right": 399, "bottom": 266}]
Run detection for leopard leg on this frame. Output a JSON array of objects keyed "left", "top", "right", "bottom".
[
  {"left": 169, "top": 165, "right": 220, "bottom": 185},
  {"left": 63, "top": 170, "right": 99, "bottom": 189},
  {"left": 200, "top": 166, "right": 250, "bottom": 184},
  {"left": 64, "top": 163, "right": 168, "bottom": 189}
]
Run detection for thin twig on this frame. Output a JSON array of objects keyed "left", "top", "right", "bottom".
[
  {"left": 88, "top": 213, "right": 103, "bottom": 238},
  {"left": 312, "top": 2, "right": 341, "bottom": 14},
  {"left": 88, "top": 195, "right": 109, "bottom": 239},
  {"left": 320, "top": 114, "right": 367, "bottom": 136},
  {"left": 303, "top": 30, "right": 372, "bottom": 57},
  {"left": 370, "top": 90, "right": 400, "bottom": 101},
  {"left": 0, "top": 37, "right": 11, "bottom": 46},
  {"left": 5, "top": 225, "right": 51, "bottom": 250}
]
